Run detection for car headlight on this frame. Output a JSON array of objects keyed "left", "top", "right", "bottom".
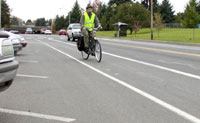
[
  {"left": 12, "top": 39, "right": 20, "bottom": 44},
  {"left": 2, "top": 39, "right": 14, "bottom": 56}
]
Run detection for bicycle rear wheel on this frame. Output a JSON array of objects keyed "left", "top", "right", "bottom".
[
  {"left": 81, "top": 51, "right": 89, "bottom": 60},
  {"left": 95, "top": 41, "right": 102, "bottom": 62}
]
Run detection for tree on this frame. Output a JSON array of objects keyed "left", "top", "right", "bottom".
[
  {"left": 183, "top": 0, "right": 200, "bottom": 40},
  {"left": 130, "top": 3, "right": 150, "bottom": 36},
  {"left": 70, "top": 0, "right": 81, "bottom": 23},
  {"left": 35, "top": 18, "right": 46, "bottom": 26},
  {"left": 174, "top": 12, "right": 184, "bottom": 23},
  {"left": 100, "top": 15, "right": 107, "bottom": 30},
  {"left": 141, "top": 0, "right": 160, "bottom": 13},
  {"left": 26, "top": 19, "right": 33, "bottom": 25},
  {"left": 197, "top": 1, "right": 200, "bottom": 14},
  {"left": 154, "top": 13, "right": 163, "bottom": 38},
  {"left": 51, "top": 22, "right": 56, "bottom": 34},
  {"left": 183, "top": 0, "right": 200, "bottom": 28},
  {"left": 116, "top": 2, "right": 150, "bottom": 35},
  {"left": 1, "top": 0, "right": 10, "bottom": 27},
  {"left": 96, "top": 3, "right": 107, "bottom": 21},
  {"left": 11, "top": 16, "right": 19, "bottom": 25},
  {"left": 48, "top": 19, "right": 52, "bottom": 26},
  {"left": 54, "top": 15, "right": 67, "bottom": 31},
  {"left": 108, "top": 0, "right": 132, "bottom": 6},
  {"left": 160, "top": 0, "right": 175, "bottom": 23}
]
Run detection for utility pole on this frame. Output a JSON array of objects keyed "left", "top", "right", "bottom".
[
  {"left": 69, "top": 12, "right": 71, "bottom": 24},
  {"left": 151, "top": 0, "right": 153, "bottom": 40}
]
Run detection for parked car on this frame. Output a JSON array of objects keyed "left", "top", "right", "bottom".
[
  {"left": 9, "top": 30, "right": 20, "bottom": 34},
  {"left": 19, "top": 36, "right": 27, "bottom": 48},
  {"left": 40, "top": 28, "right": 47, "bottom": 34},
  {"left": 59, "top": 29, "right": 67, "bottom": 35},
  {"left": 4, "top": 31, "right": 23, "bottom": 56},
  {"left": 0, "top": 31, "right": 19, "bottom": 92},
  {"left": 67, "top": 23, "right": 81, "bottom": 41},
  {"left": 45, "top": 30, "right": 52, "bottom": 35},
  {"left": 25, "top": 28, "right": 33, "bottom": 34}
]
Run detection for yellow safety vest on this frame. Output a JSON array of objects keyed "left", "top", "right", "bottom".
[{"left": 84, "top": 12, "right": 95, "bottom": 31}]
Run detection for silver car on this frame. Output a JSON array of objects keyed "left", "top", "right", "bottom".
[{"left": 0, "top": 31, "right": 19, "bottom": 92}]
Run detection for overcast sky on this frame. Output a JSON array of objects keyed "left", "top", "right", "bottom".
[{"left": 7, "top": 0, "right": 191, "bottom": 21}]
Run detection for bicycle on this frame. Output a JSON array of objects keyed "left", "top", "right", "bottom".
[{"left": 77, "top": 27, "right": 102, "bottom": 62}]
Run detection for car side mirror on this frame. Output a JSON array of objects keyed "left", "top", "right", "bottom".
[{"left": 69, "top": 28, "right": 72, "bottom": 30}]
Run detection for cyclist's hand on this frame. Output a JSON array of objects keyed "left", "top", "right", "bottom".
[{"left": 97, "top": 25, "right": 102, "bottom": 30}]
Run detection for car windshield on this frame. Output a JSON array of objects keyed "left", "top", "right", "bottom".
[{"left": 73, "top": 25, "right": 81, "bottom": 29}]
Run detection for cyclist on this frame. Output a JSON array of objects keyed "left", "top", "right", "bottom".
[{"left": 80, "top": 4, "right": 101, "bottom": 53}]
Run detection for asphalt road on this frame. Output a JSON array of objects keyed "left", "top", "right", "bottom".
[{"left": 0, "top": 34, "right": 200, "bottom": 123}]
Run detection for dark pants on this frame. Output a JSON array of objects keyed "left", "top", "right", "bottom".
[{"left": 82, "top": 28, "right": 95, "bottom": 48}]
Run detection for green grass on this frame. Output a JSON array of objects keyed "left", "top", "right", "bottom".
[{"left": 96, "top": 28, "right": 200, "bottom": 43}]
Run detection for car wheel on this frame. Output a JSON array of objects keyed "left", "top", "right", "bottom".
[
  {"left": 0, "top": 80, "right": 13, "bottom": 92},
  {"left": 72, "top": 34, "right": 75, "bottom": 41},
  {"left": 67, "top": 35, "right": 70, "bottom": 41},
  {"left": 72, "top": 37, "right": 75, "bottom": 41}
]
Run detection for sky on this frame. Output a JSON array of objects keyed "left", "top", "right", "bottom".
[{"left": 6, "top": 0, "right": 191, "bottom": 21}]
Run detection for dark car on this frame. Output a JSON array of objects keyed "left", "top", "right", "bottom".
[{"left": 0, "top": 31, "right": 19, "bottom": 92}]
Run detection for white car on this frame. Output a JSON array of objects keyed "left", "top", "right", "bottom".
[
  {"left": 67, "top": 23, "right": 81, "bottom": 41},
  {"left": 25, "top": 28, "right": 33, "bottom": 34},
  {"left": 45, "top": 30, "right": 52, "bottom": 35},
  {"left": 3, "top": 31, "right": 24, "bottom": 55},
  {"left": 0, "top": 31, "right": 19, "bottom": 92}
]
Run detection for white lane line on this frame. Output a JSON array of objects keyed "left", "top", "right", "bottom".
[
  {"left": 17, "top": 74, "right": 48, "bottom": 79},
  {"left": 99, "top": 38, "right": 200, "bottom": 51},
  {"left": 102, "top": 52, "right": 200, "bottom": 80},
  {"left": 48, "top": 39, "right": 76, "bottom": 47},
  {"left": 18, "top": 60, "right": 39, "bottom": 63},
  {"left": 38, "top": 40, "right": 200, "bottom": 123},
  {"left": 46, "top": 39, "right": 200, "bottom": 81},
  {"left": 0, "top": 108, "right": 76, "bottom": 122}
]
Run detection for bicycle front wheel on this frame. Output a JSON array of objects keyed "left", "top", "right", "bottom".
[{"left": 95, "top": 41, "right": 102, "bottom": 62}]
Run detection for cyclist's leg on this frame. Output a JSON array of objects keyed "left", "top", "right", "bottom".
[
  {"left": 82, "top": 28, "right": 89, "bottom": 48},
  {"left": 90, "top": 31, "right": 96, "bottom": 51}
]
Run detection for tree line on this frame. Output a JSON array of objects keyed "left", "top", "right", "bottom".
[
  {"left": 53, "top": 0, "right": 200, "bottom": 32},
  {"left": 2, "top": 0, "right": 200, "bottom": 31}
]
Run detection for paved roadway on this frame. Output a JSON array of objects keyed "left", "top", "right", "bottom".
[{"left": 0, "top": 34, "right": 200, "bottom": 123}]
